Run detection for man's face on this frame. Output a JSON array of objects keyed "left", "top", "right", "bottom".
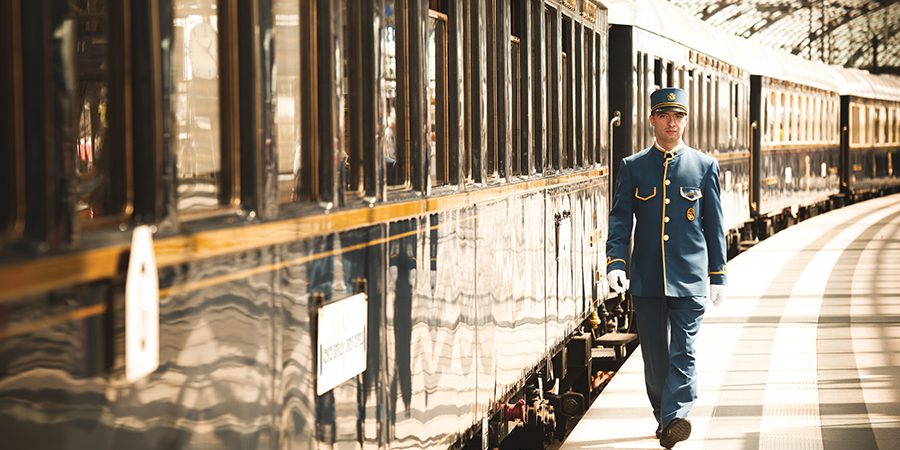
[{"left": 649, "top": 110, "right": 688, "bottom": 146}]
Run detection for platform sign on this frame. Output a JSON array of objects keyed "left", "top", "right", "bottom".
[
  {"left": 317, "top": 293, "right": 367, "bottom": 395},
  {"left": 125, "top": 225, "right": 160, "bottom": 382}
]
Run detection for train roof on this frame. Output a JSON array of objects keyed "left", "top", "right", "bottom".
[
  {"left": 608, "top": 0, "right": 742, "bottom": 67},
  {"left": 832, "top": 68, "right": 900, "bottom": 102},
  {"left": 724, "top": 37, "right": 843, "bottom": 93},
  {"left": 608, "top": 0, "right": 842, "bottom": 92}
]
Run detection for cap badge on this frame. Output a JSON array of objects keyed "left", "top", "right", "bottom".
[
  {"left": 686, "top": 207, "right": 696, "bottom": 221},
  {"left": 667, "top": 93, "right": 676, "bottom": 101}
]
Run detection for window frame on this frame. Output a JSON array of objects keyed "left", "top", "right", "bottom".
[
  {"left": 427, "top": 8, "right": 451, "bottom": 187},
  {"left": 561, "top": 13, "right": 573, "bottom": 170},
  {"left": 168, "top": 0, "right": 242, "bottom": 218},
  {"left": 78, "top": 2, "right": 135, "bottom": 228},
  {"left": 511, "top": 28, "right": 523, "bottom": 175},
  {"left": 1, "top": 0, "right": 25, "bottom": 240},
  {"left": 545, "top": 5, "right": 561, "bottom": 172}
]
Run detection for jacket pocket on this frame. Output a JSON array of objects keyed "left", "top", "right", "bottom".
[
  {"left": 680, "top": 187, "right": 702, "bottom": 201},
  {"left": 635, "top": 187, "right": 656, "bottom": 201}
]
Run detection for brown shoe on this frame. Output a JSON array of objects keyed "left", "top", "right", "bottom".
[
  {"left": 655, "top": 424, "right": 662, "bottom": 439},
  {"left": 659, "top": 418, "right": 691, "bottom": 448}
]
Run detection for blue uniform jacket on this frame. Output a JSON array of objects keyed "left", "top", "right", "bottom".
[{"left": 607, "top": 143, "right": 727, "bottom": 297}]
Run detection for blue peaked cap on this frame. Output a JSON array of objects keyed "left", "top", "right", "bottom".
[{"left": 650, "top": 88, "right": 688, "bottom": 114}]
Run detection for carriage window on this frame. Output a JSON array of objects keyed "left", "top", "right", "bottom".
[
  {"left": 686, "top": 70, "right": 695, "bottom": 148},
  {"left": 763, "top": 92, "right": 775, "bottom": 143},
  {"left": 653, "top": 57, "right": 662, "bottom": 90},
  {"left": 1, "top": 0, "right": 24, "bottom": 238},
  {"left": 891, "top": 107, "right": 898, "bottom": 144},
  {"left": 731, "top": 83, "right": 738, "bottom": 147},
  {"left": 561, "top": 15, "right": 572, "bottom": 169},
  {"left": 511, "top": 0, "right": 525, "bottom": 175},
  {"left": 784, "top": 94, "right": 797, "bottom": 142},
  {"left": 819, "top": 99, "right": 825, "bottom": 143},
  {"left": 485, "top": 0, "right": 506, "bottom": 178},
  {"left": 584, "top": 29, "right": 593, "bottom": 166},
  {"left": 830, "top": 99, "right": 836, "bottom": 141},
  {"left": 804, "top": 96, "right": 815, "bottom": 141},
  {"left": 386, "top": 0, "right": 408, "bottom": 187},
  {"left": 636, "top": 52, "right": 644, "bottom": 149},
  {"left": 596, "top": 28, "right": 608, "bottom": 167},
  {"left": 830, "top": 99, "right": 836, "bottom": 142},
  {"left": 644, "top": 53, "right": 652, "bottom": 148},
  {"left": 814, "top": 97, "right": 821, "bottom": 142},
  {"left": 760, "top": 89, "right": 768, "bottom": 144},
  {"left": 850, "top": 104, "right": 860, "bottom": 145},
  {"left": 696, "top": 72, "right": 705, "bottom": 150},
  {"left": 864, "top": 106, "right": 872, "bottom": 144},
  {"left": 574, "top": 21, "right": 583, "bottom": 168},
  {"left": 344, "top": 1, "right": 377, "bottom": 195},
  {"left": 788, "top": 93, "right": 797, "bottom": 142},
  {"left": 799, "top": 95, "right": 807, "bottom": 142},
  {"left": 73, "top": 4, "right": 133, "bottom": 224},
  {"left": 822, "top": 97, "right": 828, "bottom": 142},
  {"left": 888, "top": 108, "right": 894, "bottom": 144},
  {"left": 706, "top": 74, "right": 713, "bottom": 151},
  {"left": 173, "top": 1, "right": 235, "bottom": 214},
  {"left": 785, "top": 92, "right": 792, "bottom": 142},
  {"left": 667, "top": 62, "right": 674, "bottom": 88},
  {"left": 893, "top": 108, "right": 900, "bottom": 144},
  {"left": 546, "top": 6, "right": 559, "bottom": 170},
  {"left": 530, "top": 0, "right": 543, "bottom": 171},
  {"left": 872, "top": 107, "right": 884, "bottom": 144},
  {"left": 427, "top": 5, "right": 450, "bottom": 186},
  {"left": 718, "top": 76, "right": 727, "bottom": 149},
  {"left": 781, "top": 93, "right": 786, "bottom": 142},
  {"left": 486, "top": 0, "right": 500, "bottom": 179},
  {"left": 807, "top": 97, "right": 814, "bottom": 142},
  {"left": 274, "top": 1, "right": 304, "bottom": 203},
  {"left": 777, "top": 92, "right": 786, "bottom": 142}
]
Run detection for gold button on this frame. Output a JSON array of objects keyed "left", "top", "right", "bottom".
[
  {"left": 664, "top": 234, "right": 669, "bottom": 241},
  {"left": 665, "top": 198, "right": 670, "bottom": 204},
  {"left": 665, "top": 179, "right": 671, "bottom": 186},
  {"left": 665, "top": 216, "right": 670, "bottom": 223}
]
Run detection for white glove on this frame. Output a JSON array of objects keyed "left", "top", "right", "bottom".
[
  {"left": 608, "top": 269, "right": 629, "bottom": 294},
  {"left": 710, "top": 284, "right": 727, "bottom": 307}
]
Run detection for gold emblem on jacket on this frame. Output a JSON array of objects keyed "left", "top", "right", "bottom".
[{"left": 686, "top": 207, "right": 696, "bottom": 221}]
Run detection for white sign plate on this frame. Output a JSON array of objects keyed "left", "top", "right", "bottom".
[
  {"left": 317, "top": 293, "right": 367, "bottom": 395},
  {"left": 125, "top": 225, "right": 160, "bottom": 382},
  {"left": 558, "top": 216, "right": 571, "bottom": 260}
]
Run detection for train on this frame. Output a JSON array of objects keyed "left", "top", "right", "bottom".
[{"left": 0, "top": 1, "right": 899, "bottom": 450}]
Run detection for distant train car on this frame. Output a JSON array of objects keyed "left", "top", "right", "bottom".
[
  {"left": 737, "top": 37, "right": 844, "bottom": 236},
  {"left": 835, "top": 68, "right": 900, "bottom": 198},
  {"left": 608, "top": 0, "right": 753, "bottom": 257},
  {"left": 0, "top": 1, "right": 617, "bottom": 450}
]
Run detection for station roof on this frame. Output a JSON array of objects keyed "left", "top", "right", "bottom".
[{"left": 666, "top": 0, "right": 900, "bottom": 72}]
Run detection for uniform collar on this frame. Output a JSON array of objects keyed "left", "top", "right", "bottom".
[{"left": 654, "top": 140, "right": 685, "bottom": 159}]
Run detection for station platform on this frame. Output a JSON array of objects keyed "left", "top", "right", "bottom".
[{"left": 561, "top": 193, "right": 900, "bottom": 449}]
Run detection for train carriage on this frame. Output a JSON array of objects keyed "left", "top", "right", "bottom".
[
  {"left": 836, "top": 68, "right": 900, "bottom": 199},
  {"left": 0, "top": 1, "right": 617, "bottom": 450},
  {"left": 738, "top": 39, "right": 845, "bottom": 235}
]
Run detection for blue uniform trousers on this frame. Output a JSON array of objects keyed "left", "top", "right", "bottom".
[{"left": 632, "top": 295, "right": 706, "bottom": 429}]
